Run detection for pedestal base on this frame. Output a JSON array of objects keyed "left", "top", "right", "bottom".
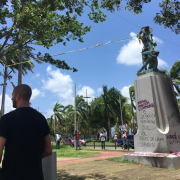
[
  {"left": 42, "top": 152, "right": 57, "bottom": 180},
  {"left": 124, "top": 153, "right": 180, "bottom": 169}
]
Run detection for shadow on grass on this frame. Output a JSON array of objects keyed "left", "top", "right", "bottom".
[{"left": 57, "top": 170, "right": 106, "bottom": 180}]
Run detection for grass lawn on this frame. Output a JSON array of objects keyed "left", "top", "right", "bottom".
[
  {"left": 107, "top": 156, "right": 139, "bottom": 165},
  {"left": 52, "top": 143, "right": 98, "bottom": 158},
  {"left": 107, "top": 156, "right": 132, "bottom": 163},
  {"left": 86, "top": 141, "right": 116, "bottom": 145}
]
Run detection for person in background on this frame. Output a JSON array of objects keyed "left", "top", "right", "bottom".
[
  {"left": 97, "top": 132, "right": 100, "bottom": 141},
  {"left": 74, "top": 130, "right": 81, "bottom": 150},
  {"left": 118, "top": 131, "right": 121, "bottom": 139},
  {"left": 114, "top": 134, "right": 118, "bottom": 140},
  {"left": 133, "top": 128, "right": 137, "bottom": 135},
  {"left": 100, "top": 130, "right": 106, "bottom": 149},
  {"left": 0, "top": 84, "right": 52, "bottom": 180},
  {"left": 122, "top": 131, "right": 127, "bottom": 150},
  {"left": 55, "top": 131, "right": 61, "bottom": 149},
  {"left": 61, "top": 137, "right": 64, "bottom": 143}
]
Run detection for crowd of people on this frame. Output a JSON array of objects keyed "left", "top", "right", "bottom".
[
  {"left": 55, "top": 130, "right": 81, "bottom": 150},
  {"left": 94, "top": 127, "right": 137, "bottom": 150}
]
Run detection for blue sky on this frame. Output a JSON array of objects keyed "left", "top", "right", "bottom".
[{"left": 0, "top": 1, "right": 180, "bottom": 118}]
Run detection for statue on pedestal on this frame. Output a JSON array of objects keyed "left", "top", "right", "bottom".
[{"left": 137, "top": 26, "right": 163, "bottom": 76}]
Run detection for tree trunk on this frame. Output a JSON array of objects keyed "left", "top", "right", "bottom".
[
  {"left": 66, "top": 123, "right": 67, "bottom": 136},
  {"left": 108, "top": 116, "right": 111, "bottom": 141},
  {"left": 76, "top": 117, "right": 78, "bottom": 132},
  {"left": 107, "top": 129, "right": 109, "bottom": 141},
  {"left": 0, "top": 66, "right": 8, "bottom": 118},
  {"left": 54, "top": 116, "right": 56, "bottom": 135},
  {"left": 18, "top": 49, "right": 22, "bottom": 85}
]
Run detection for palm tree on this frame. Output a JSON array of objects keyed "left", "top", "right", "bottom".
[
  {"left": 89, "top": 86, "right": 128, "bottom": 141},
  {"left": 16, "top": 47, "right": 41, "bottom": 85},
  {"left": 129, "top": 85, "right": 136, "bottom": 129},
  {"left": 50, "top": 102, "right": 65, "bottom": 136},
  {"left": 161, "top": 60, "right": 180, "bottom": 96},
  {"left": 0, "top": 45, "right": 35, "bottom": 86},
  {"left": 75, "top": 95, "right": 88, "bottom": 133},
  {"left": 101, "top": 85, "right": 127, "bottom": 141},
  {"left": 63, "top": 105, "right": 74, "bottom": 136}
]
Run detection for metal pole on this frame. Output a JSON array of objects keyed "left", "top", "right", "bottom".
[
  {"left": 0, "top": 66, "right": 8, "bottom": 119},
  {"left": 86, "top": 89, "right": 89, "bottom": 140},
  {"left": 119, "top": 93, "right": 123, "bottom": 130},
  {"left": 74, "top": 84, "right": 76, "bottom": 149}
]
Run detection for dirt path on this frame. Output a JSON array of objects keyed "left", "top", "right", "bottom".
[
  {"left": 57, "top": 159, "right": 180, "bottom": 180},
  {"left": 57, "top": 150, "right": 128, "bottom": 166}
]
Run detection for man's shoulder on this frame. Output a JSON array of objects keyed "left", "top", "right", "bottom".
[
  {"left": 19, "top": 107, "right": 46, "bottom": 119},
  {"left": 1, "top": 110, "right": 16, "bottom": 121}
]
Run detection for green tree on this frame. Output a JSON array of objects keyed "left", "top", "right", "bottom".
[
  {"left": 0, "top": 0, "right": 179, "bottom": 78},
  {"left": 0, "top": 0, "right": 107, "bottom": 73},
  {"left": 161, "top": 60, "right": 180, "bottom": 96},
  {"left": 97, "top": 86, "right": 127, "bottom": 141},
  {"left": 115, "top": 123, "right": 119, "bottom": 134},
  {"left": 75, "top": 95, "right": 88, "bottom": 136},
  {"left": 64, "top": 105, "right": 74, "bottom": 136},
  {"left": 0, "top": 50, "right": 35, "bottom": 116},
  {"left": 129, "top": 85, "right": 136, "bottom": 128},
  {"left": 50, "top": 102, "right": 65, "bottom": 136},
  {"left": 89, "top": 86, "right": 129, "bottom": 141}
]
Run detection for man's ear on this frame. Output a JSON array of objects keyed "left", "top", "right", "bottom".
[{"left": 16, "top": 94, "right": 21, "bottom": 101}]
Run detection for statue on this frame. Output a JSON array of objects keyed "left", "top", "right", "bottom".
[{"left": 137, "top": 26, "right": 163, "bottom": 76}]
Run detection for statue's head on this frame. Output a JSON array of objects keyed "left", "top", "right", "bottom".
[{"left": 142, "top": 26, "right": 153, "bottom": 34}]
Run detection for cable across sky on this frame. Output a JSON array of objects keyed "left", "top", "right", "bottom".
[{"left": 2, "top": 37, "right": 135, "bottom": 68}]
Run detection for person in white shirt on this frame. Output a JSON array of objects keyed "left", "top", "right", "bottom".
[
  {"left": 100, "top": 130, "right": 106, "bottom": 149},
  {"left": 56, "top": 131, "right": 61, "bottom": 149},
  {"left": 114, "top": 134, "right": 117, "bottom": 140}
]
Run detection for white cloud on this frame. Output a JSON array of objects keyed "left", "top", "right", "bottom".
[
  {"left": 45, "top": 109, "right": 54, "bottom": 118},
  {"left": 116, "top": 32, "right": 167, "bottom": 68},
  {"left": 97, "top": 87, "right": 103, "bottom": 93},
  {"left": 120, "top": 85, "right": 131, "bottom": 104},
  {"left": 78, "top": 86, "right": 95, "bottom": 103},
  {"left": 35, "top": 73, "right": 40, "bottom": 77},
  {"left": 153, "top": 36, "right": 163, "bottom": 44},
  {"left": 31, "top": 88, "right": 45, "bottom": 100},
  {"left": 158, "top": 58, "right": 167, "bottom": 68},
  {"left": 130, "top": 32, "right": 137, "bottom": 37},
  {"left": 0, "top": 94, "right": 15, "bottom": 114},
  {"left": 117, "top": 34, "right": 142, "bottom": 66},
  {"left": 42, "top": 66, "right": 74, "bottom": 105}
]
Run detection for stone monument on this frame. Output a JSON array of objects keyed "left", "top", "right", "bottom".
[{"left": 124, "top": 26, "right": 180, "bottom": 169}]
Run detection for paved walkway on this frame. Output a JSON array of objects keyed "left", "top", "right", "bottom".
[{"left": 57, "top": 150, "right": 127, "bottom": 166}]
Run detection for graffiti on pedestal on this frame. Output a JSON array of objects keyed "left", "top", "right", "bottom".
[{"left": 138, "top": 99, "right": 154, "bottom": 111}]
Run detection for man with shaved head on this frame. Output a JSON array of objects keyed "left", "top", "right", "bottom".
[{"left": 0, "top": 84, "right": 52, "bottom": 180}]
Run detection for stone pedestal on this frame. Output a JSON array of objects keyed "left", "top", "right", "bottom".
[
  {"left": 125, "top": 72, "right": 180, "bottom": 169},
  {"left": 42, "top": 152, "right": 57, "bottom": 180}
]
